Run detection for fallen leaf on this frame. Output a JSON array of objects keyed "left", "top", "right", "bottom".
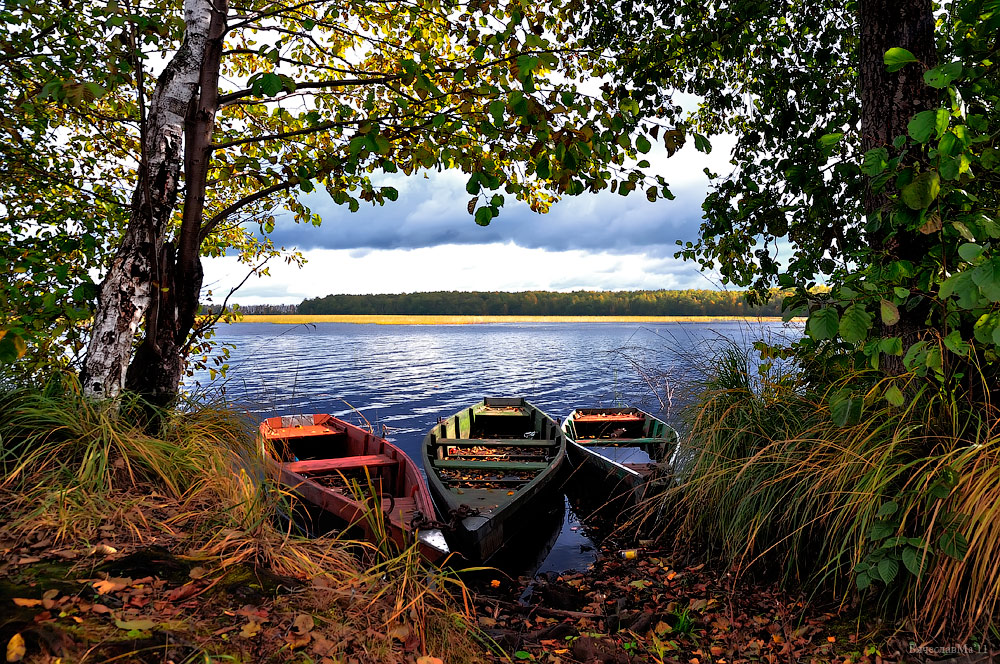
[
  {"left": 6, "top": 633, "right": 25, "bottom": 662},
  {"left": 188, "top": 566, "right": 209, "bottom": 580},
  {"left": 240, "top": 620, "right": 262, "bottom": 638},
  {"left": 93, "top": 578, "right": 130, "bottom": 594},
  {"left": 388, "top": 625, "right": 410, "bottom": 641},
  {"left": 88, "top": 545, "right": 118, "bottom": 556},
  {"left": 115, "top": 618, "right": 155, "bottom": 631},
  {"left": 416, "top": 657, "right": 444, "bottom": 664},
  {"left": 91, "top": 604, "right": 112, "bottom": 615},
  {"left": 292, "top": 613, "right": 314, "bottom": 634},
  {"left": 710, "top": 646, "right": 724, "bottom": 656},
  {"left": 11, "top": 599, "right": 41, "bottom": 608},
  {"left": 41, "top": 589, "right": 59, "bottom": 601},
  {"left": 15, "top": 557, "right": 40, "bottom": 565},
  {"left": 285, "top": 632, "right": 311, "bottom": 648},
  {"left": 166, "top": 584, "right": 199, "bottom": 602},
  {"left": 311, "top": 635, "right": 336, "bottom": 656},
  {"left": 213, "top": 626, "right": 237, "bottom": 636}
]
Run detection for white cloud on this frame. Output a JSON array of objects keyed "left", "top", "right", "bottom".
[{"left": 201, "top": 243, "right": 717, "bottom": 305}]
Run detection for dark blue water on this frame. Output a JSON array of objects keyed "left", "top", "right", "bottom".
[{"left": 189, "top": 320, "right": 801, "bottom": 572}]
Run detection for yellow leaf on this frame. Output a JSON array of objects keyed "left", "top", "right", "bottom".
[
  {"left": 240, "top": 620, "right": 262, "bottom": 638},
  {"left": 6, "top": 633, "right": 25, "bottom": 662},
  {"left": 188, "top": 566, "right": 209, "bottom": 579},
  {"left": 114, "top": 618, "right": 155, "bottom": 631}
]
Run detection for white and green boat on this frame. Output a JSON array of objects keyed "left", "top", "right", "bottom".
[
  {"left": 421, "top": 397, "right": 567, "bottom": 562},
  {"left": 562, "top": 407, "right": 678, "bottom": 502}
]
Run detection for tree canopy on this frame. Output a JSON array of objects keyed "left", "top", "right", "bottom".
[
  {"left": 589, "top": 0, "right": 1000, "bottom": 391},
  {"left": 1, "top": 0, "right": 666, "bottom": 398}
]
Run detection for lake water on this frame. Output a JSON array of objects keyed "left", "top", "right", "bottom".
[{"left": 189, "top": 320, "right": 801, "bottom": 573}]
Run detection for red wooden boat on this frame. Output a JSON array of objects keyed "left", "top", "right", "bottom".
[{"left": 260, "top": 413, "right": 449, "bottom": 562}]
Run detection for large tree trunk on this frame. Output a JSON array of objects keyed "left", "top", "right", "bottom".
[
  {"left": 81, "top": 0, "right": 219, "bottom": 400},
  {"left": 124, "top": 2, "right": 227, "bottom": 407},
  {"left": 859, "top": 0, "right": 937, "bottom": 373}
]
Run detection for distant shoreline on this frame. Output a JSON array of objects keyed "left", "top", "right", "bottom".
[{"left": 235, "top": 314, "right": 799, "bottom": 325}]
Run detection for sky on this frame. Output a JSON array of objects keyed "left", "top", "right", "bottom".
[{"left": 201, "top": 136, "right": 738, "bottom": 305}]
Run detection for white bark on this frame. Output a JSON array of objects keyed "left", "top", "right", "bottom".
[{"left": 82, "top": 0, "right": 218, "bottom": 399}]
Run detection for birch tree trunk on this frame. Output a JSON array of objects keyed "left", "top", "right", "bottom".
[
  {"left": 80, "top": 0, "right": 217, "bottom": 400},
  {"left": 125, "top": 1, "right": 227, "bottom": 407}
]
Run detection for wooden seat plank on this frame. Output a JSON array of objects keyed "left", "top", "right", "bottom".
[
  {"left": 432, "top": 459, "right": 548, "bottom": 471},
  {"left": 574, "top": 437, "right": 668, "bottom": 446},
  {"left": 436, "top": 438, "right": 557, "bottom": 448},
  {"left": 285, "top": 454, "right": 396, "bottom": 474}
]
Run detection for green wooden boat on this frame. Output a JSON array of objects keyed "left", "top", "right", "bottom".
[
  {"left": 421, "top": 397, "right": 567, "bottom": 562},
  {"left": 562, "top": 407, "right": 679, "bottom": 502}
]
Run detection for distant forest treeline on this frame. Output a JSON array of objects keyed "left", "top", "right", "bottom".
[{"left": 295, "top": 290, "right": 784, "bottom": 316}]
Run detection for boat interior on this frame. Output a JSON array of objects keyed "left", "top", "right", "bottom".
[
  {"left": 263, "top": 413, "right": 405, "bottom": 495},
  {"left": 425, "top": 398, "right": 561, "bottom": 499}
]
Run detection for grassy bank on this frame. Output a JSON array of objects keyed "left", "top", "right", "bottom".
[
  {"left": 237, "top": 314, "right": 792, "bottom": 325},
  {"left": 650, "top": 343, "right": 999, "bottom": 644},
  {"left": 0, "top": 381, "right": 485, "bottom": 663}
]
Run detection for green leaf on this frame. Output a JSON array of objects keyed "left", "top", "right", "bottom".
[
  {"left": 943, "top": 330, "right": 970, "bottom": 357},
  {"left": 693, "top": 133, "right": 711, "bottom": 153},
  {"left": 0, "top": 332, "right": 27, "bottom": 363},
  {"left": 885, "top": 383, "right": 905, "bottom": 407},
  {"left": 839, "top": 304, "right": 874, "bottom": 343},
  {"left": 830, "top": 389, "right": 860, "bottom": 427},
  {"left": 465, "top": 174, "right": 481, "bottom": 195},
  {"left": 893, "top": 287, "right": 910, "bottom": 299},
  {"left": 900, "top": 171, "right": 941, "bottom": 210},
  {"left": 880, "top": 299, "right": 900, "bottom": 326},
  {"left": 880, "top": 337, "right": 903, "bottom": 355},
  {"left": 884, "top": 47, "right": 918, "bottom": 72},
  {"left": 819, "top": 132, "right": 844, "bottom": 148},
  {"left": 923, "top": 62, "right": 962, "bottom": 88},
  {"left": 971, "top": 259, "right": 1000, "bottom": 302},
  {"left": 901, "top": 547, "right": 925, "bottom": 577},
  {"left": 474, "top": 206, "right": 493, "bottom": 226},
  {"left": 907, "top": 109, "right": 949, "bottom": 143},
  {"left": 514, "top": 651, "right": 532, "bottom": 660},
  {"left": 877, "top": 501, "right": 898, "bottom": 517},
  {"left": 382, "top": 187, "right": 399, "bottom": 202},
  {"left": 808, "top": 307, "right": 839, "bottom": 340},
  {"left": 958, "top": 243, "right": 983, "bottom": 262},
  {"left": 877, "top": 558, "right": 899, "bottom": 585},
  {"left": 938, "top": 531, "right": 968, "bottom": 561},
  {"left": 636, "top": 135, "right": 652, "bottom": 154},
  {"left": 856, "top": 571, "right": 872, "bottom": 591},
  {"left": 861, "top": 148, "right": 889, "bottom": 176},
  {"left": 257, "top": 72, "right": 283, "bottom": 97}
]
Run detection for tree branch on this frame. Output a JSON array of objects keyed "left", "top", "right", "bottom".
[{"left": 199, "top": 178, "right": 298, "bottom": 242}]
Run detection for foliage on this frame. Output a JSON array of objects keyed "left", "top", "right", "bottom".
[
  {"left": 588, "top": 0, "right": 1000, "bottom": 387},
  {"left": 1, "top": 0, "right": 667, "bottom": 393},
  {"left": 296, "top": 289, "right": 784, "bottom": 316},
  {"left": 664, "top": 342, "right": 998, "bottom": 640}
]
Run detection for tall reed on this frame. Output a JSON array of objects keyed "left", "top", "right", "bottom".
[{"left": 659, "top": 342, "right": 998, "bottom": 640}]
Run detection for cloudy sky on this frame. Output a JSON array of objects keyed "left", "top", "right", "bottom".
[{"left": 202, "top": 136, "right": 737, "bottom": 305}]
